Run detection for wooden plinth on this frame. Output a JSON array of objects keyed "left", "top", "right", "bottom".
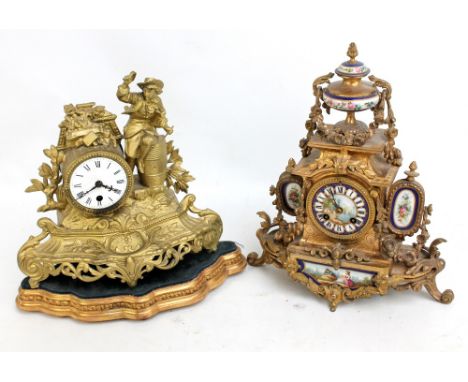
[{"left": 17, "top": 242, "right": 246, "bottom": 322}]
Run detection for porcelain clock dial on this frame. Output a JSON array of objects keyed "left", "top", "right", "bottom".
[
  {"left": 308, "top": 177, "right": 375, "bottom": 239},
  {"left": 65, "top": 152, "right": 133, "bottom": 213}
]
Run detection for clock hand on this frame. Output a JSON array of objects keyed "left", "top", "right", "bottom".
[
  {"left": 334, "top": 197, "right": 343, "bottom": 213},
  {"left": 101, "top": 183, "right": 116, "bottom": 192},
  {"left": 328, "top": 189, "right": 343, "bottom": 213},
  {"left": 76, "top": 180, "right": 104, "bottom": 199},
  {"left": 77, "top": 185, "right": 97, "bottom": 199}
]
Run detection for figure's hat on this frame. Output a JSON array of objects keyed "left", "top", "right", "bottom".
[{"left": 137, "top": 77, "right": 164, "bottom": 90}]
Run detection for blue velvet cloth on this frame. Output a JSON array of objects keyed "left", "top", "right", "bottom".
[{"left": 20, "top": 241, "right": 237, "bottom": 299}]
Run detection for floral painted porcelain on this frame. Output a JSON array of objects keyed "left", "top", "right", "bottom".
[
  {"left": 335, "top": 60, "right": 370, "bottom": 77},
  {"left": 392, "top": 188, "right": 418, "bottom": 229},
  {"left": 388, "top": 175, "right": 425, "bottom": 236},
  {"left": 323, "top": 92, "right": 379, "bottom": 112},
  {"left": 283, "top": 182, "right": 302, "bottom": 211},
  {"left": 323, "top": 51, "right": 379, "bottom": 113}
]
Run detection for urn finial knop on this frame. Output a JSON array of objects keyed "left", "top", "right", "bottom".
[{"left": 347, "top": 42, "right": 358, "bottom": 62}]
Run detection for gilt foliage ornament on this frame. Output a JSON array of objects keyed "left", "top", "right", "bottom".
[
  {"left": 18, "top": 72, "right": 223, "bottom": 289},
  {"left": 249, "top": 43, "right": 453, "bottom": 311}
]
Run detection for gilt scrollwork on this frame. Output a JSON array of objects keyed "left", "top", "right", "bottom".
[
  {"left": 247, "top": 210, "right": 301, "bottom": 268},
  {"left": 310, "top": 243, "right": 371, "bottom": 270},
  {"left": 247, "top": 211, "right": 280, "bottom": 267},
  {"left": 18, "top": 193, "right": 222, "bottom": 288}
]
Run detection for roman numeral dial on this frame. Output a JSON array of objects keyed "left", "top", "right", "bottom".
[
  {"left": 308, "top": 177, "right": 375, "bottom": 240},
  {"left": 66, "top": 153, "right": 133, "bottom": 213}
]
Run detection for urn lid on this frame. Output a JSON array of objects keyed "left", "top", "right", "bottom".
[
  {"left": 335, "top": 42, "right": 370, "bottom": 78},
  {"left": 324, "top": 42, "right": 378, "bottom": 103}
]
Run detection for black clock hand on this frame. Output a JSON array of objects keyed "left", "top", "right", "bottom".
[
  {"left": 328, "top": 189, "right": 339, "bottom": 209},
  {"left": 76, "top": 180, "right": 105, "bottom": 199},
  {"left": 77, "top": 185, "right": 97, "bottom": 199},
  {"left": 101, "top": 184, "right": 116, "bottom": 192},
  {"left": 328, "top": 189, "right": 343, "bottom": 213}
]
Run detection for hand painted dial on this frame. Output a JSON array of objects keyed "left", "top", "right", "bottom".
[
  {"left": 308, "top": 178, "right": 374, "bottom": 239},
  {"left": 67, "top": 153, "right": 133, "bottom": 213}
]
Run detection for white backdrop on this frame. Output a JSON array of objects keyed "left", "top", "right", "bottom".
[{"left": 1, "top": 17, "right": 467, "bottom": 351}]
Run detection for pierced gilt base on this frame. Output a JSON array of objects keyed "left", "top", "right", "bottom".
[
  {"left": 248, "top": 226, "right": 454, "bottom": 312},
  {"left": 16, "top": 241, "right": 246, "bottom": 322},
  {"left": 18, "top": 187, "right": 223, "bottom": 288}
]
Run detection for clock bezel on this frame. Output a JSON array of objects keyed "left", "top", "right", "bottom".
[
  {"left": 63, "top": 150, "right": 134, "bottom": 214},
  {"left": 306, "top": 176, "right": 376, "bottom": 240}
]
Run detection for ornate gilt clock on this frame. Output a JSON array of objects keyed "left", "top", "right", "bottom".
[
  {"left": 248, "top": 43, "right": 454, "bottom": 311},
  {"left": 16, "top": 74, "right": 246, "bottom": 321}
]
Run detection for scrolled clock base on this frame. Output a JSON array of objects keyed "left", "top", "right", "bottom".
[
  {"left": 16, "top": 241, "right": 246, "bottom": 322},
  {"left": 18, "top": 188, "right": 223, "bottom": 288},
  {"left": 248, "top": 215, "right": 454, "bottom": 312}
]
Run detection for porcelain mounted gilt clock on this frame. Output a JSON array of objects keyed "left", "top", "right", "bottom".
[
  {"left": 248, "top": 43, "right": 454, "bottom": 311},
  {"left": 16, "top": 72, "right": 246, "bottom": 321}
]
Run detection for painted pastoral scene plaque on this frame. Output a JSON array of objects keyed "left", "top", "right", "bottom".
[{"left": 299, "top": 260, "right": 376, "bottom": 289}]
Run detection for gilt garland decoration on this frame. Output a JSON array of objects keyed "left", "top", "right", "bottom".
[{"left": 248, "top": 43, "right": 453, "bottom": 311}]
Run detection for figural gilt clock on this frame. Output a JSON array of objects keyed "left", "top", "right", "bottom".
[
  {"left": 248, "top": 43, "right": 454, "bottom": 311},
  {"left": 16, "top": 73, "right": 246, "bottom": 322}
]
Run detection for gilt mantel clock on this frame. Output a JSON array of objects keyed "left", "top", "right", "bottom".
[
  {"left": 16, "top": 73, "right": 246, "bottom": 321},
  {"left": 248, "top": 43, "right": 454, "bottom": 311}
]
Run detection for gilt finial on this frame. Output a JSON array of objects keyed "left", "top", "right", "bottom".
[
  {"left": 347, "top": 42, "right": 358, "bottom": 62},
  {"left": 405, "top": 161, "right": 419, "bottom": 182}
]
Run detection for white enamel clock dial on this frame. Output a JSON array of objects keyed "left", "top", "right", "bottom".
[
  {"left": 67, "top": 153, "right": 133, "bottom": 213},
  {"left": 307, "top": 177, "right": 375, "bottom": 240}
]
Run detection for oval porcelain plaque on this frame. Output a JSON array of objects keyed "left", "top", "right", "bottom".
[
  {"left": 387, "top": 180, "right": 425, "bottom": 236},
  {"left": 391, "top": 188, "right": 418, "bottom": 230},
  {"left": 283, "top": 182, "right": 302, "bottom": 211}
]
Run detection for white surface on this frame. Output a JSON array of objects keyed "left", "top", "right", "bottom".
[{"left": 1, "top": 9, "right": 467, "bottom": 351}]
